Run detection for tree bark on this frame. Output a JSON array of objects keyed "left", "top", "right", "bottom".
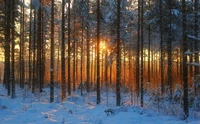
[
  {"left": 50, "top": 0, "right": 55, "bottom": 103},
  {"left": 116, "top": 0, "right": 121, "bottom": 106},
  {"left": 61, "top": 0, "right": 66, "bottom": 101},
  {"left": 96, "top": 0, "right": 101, "bottom": 104},
  {"left": 182, "top": 0, "right": 189, "bottom": 118}
]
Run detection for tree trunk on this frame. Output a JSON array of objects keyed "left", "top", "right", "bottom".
[
  {"left": 29, "top": 0, "right": 33, "bottom": 89},
  {"left": 182, "top": 0, "right": 189, "bottom": 118},
  {"left": 11, "top": 0, "right": 16, "bottom": 98},
  {"left": 32, "top": 10, "right": 37, "bottom": 93},
  {"left": 73, "top": 0, "right": 76, "bottom": 92},
  {"left": 159, "top": 0, "right": 164, "bottom": 95},
  {"left": 37, "top": 0, "right": 42, "bottom": 92},
  {"left": 4, "top": 0, "right": 11, "bottom": 95},
  {"left": 86, "top": 0, "right": 90, "bottom": 93},
  {"left": 136, "top": 0, "right": 140, "bottom": 98},
  {"left": 50, "top": 0, "right": 55, "bottom": 103},
  {"left": 96, "top": 0, "right": 101, "bottom": 104},
  {"left": 116, "top": 0, "right": 121, "bottom": 106},
  {"left": 61, "top": 0, "right": 66, "bottom": 101},
  {"left": 68, "top": 0, "right": 71, "bottom": 96},
  {"left": 194, "top": 0, "right": 199, "bottom": 95},
  {"left": 168, "top": 0, "right": 172, "bottom": 100},
  {"left": 140, "top": 0, "right": 144, "bottom": 107}
]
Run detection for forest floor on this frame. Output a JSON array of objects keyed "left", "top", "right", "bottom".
[{"left": 0, "top": 84, "right": 200, "bottom": 124}]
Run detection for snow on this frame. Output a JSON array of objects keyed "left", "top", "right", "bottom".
[
  {"left": 184, "top": 51, "right": 193, "bottom": 55},
  {"left": 32, "top": 0, "right": 40, "bottom": 11},
  {"left": 188, "top": 35, "right": 200, "bottom": 41},
  {"left": 0, "top": 84, "right": 200, "bottom": 124}
]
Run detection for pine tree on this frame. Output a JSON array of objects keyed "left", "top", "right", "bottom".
[
  {"left": 29, "top": 0, "right": 33, "bottom": 89},
  {"left": 116, "top": 0, "right": 121, "bottom": 106},
  {"left": 194, "top": 0, "right": 199, "bottom": 95},
  {"left": 135, "top": 0, "right": 140, "bottom": 99},
  {"left": 11, "top": 0, "right": 16, "bottom": 98},
  {"left": 50, "top": 0, "right": 55, "bottom": 103},
  {"left": 67, "top": 0, "right": 71, "bottom": 96},
  {"left": 4, "top": 0, "right": 11, "bottom": 96},
  {"left": 86, "top": 0, "right": 90, "bottom": 93},
  {"left": 96, "top": 0, "right": 101, "bottom": 104},
  {"left": 160, "top": 0, "right": 164, "bottom": 95},
  {"left": 61, "top": 0, "right": 66, "bottom": 101},
  {"left": 182, "top": 0, "right": 189, "bottom": 118}
]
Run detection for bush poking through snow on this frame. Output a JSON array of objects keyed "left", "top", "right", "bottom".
[
  {"left": 173, "top": 84, "right": 182, "bottom": 103},
  {"left": 104, "top": 108, "right": 115, "bottom": 116},
  {"left": 1, "top": 105, "right": 7, "bottom": 109}
]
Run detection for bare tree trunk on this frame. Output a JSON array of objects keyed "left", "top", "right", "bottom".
[
  {"left": 140, "top": 0, "right": 144, "bottom": 107},
  {"left": 50, "top": 0, "right": 55, "bottom": 103},
  {"left": 168, "top": 0, "right": 172, "bottom": 100},
  {"left": 20, "top": 0, "right": 25, "bottom": 89},
  {"left": 160, "top": 0, "right": 164, "bottom": 95},
  {"left": 96, "top": 0, "right": 101, "bottom": 104},
  {"left": 81, "top": 9, "right": 84, "bottom": 96},
  {"left": 147, "top": 0, "right": 151, "bottom": 87},
  {"left": 29, "top": 0, "right": 33, "bottom": 89},
  {"left": 182, "top": 0, "right": 189, "bottom": 118},
  {"left": 116, "top": 0, "right": 121, "bottom": 106},
  {"left": 136, "top": 0, "right": 140, "bottom": 98},
  {"left": 11, "top": 0, "right": 15, "bottom": 98},
  {"left": 194, "top": 0, "right": 199, "bottom": 95},
  {"left": 37, "top": 0, "right": 42, "bottom": 92},
  {"left": 4, "top": 0, "right": 11, "bottom": 95},
  {"left": 68, "top": 0, "right": 71, "bottom": 96},
  {"left": 86, "top": 0, "right": 90, "bottom": 93},
  {"left": 73, "top": 0, "right": 76, "bottom": 92},
  {"left": 61, "top": 0, "right": 66, "bottom": 101},
  {"left": 32, "top": 10, "right": 36, "bottom": 93}
]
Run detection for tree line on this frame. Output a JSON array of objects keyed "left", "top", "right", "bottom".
[{"left": 0, "top": 0, "right": 199, "bottom": 119}]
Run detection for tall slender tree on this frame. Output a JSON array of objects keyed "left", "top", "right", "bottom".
[
  {"left": 194, "top": 0, "right": 199, "bottom": 95},
  {"left": 11, "top": 0, "right": 16, "bottom": 98},
  {"left": 29, "top": 0, "right": 33, "bottom": 89},
  {"left": 182, "top": 0, "right": 188, "bottom": 118},
  {"left": 86, "top": 0, "right": 90, "bottom": 93},
  {"left": 140, "top": 0, "right": 144, "bottom": 107},
  {"left": 37, "top": 0, "right": 42, "bottom": 92},
  {"left": 68, "top": 0, "right": 71, "bottom": 96},
  {"left": 50, "top": 0, "right": 55, "bottom": 103},
  {"left": 4, "top": 0, "right": 11, "bottom": 95},
  {"left": 96, "top": 0, "right": 101, "bottom": 104},
  {"left": 61, "top": 0, "right": 66, "bottom": 101},
  {"left": 116, "top": 0, "right": 121, "bottom": 106},
  {"left": 135, "top": 0, "right": 140, "bottom": 99},
  {"left": 20, "top": 0, "right": 25, "bottom": 89},
  {"left": 160, "top": 0, "right": 164, "bottom": 95},
  {"left": 168, "top": 0, "right": 172, "bottom": 100}
]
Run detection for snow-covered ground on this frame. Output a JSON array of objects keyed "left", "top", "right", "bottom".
[{"left": 0, "top": 84, "right": 200, "bottom": 124}]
